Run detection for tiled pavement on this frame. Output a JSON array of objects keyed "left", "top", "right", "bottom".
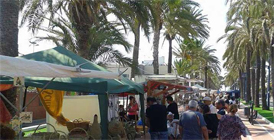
[{"left": 237, "top": 105, "right": 274, "bottom": 140}]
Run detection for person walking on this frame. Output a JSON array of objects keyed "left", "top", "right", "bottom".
[
  {"left": 127, "top": 96, "right": 139, "bottom": 121},
  {"left": 202, "top": 105, "right": 221, "bottom": 140},
  {"left": 215, "top": 100, "right": 226, "bottom": 115},
  {"left": 179, "top": 100, "right": 209, "bottom": 140},
  {"left": 146, "top": 97, "right": 168, "bottom": 140},
  {"left": 203, "top": 97, "right": 217, "bottom": 114},
  {"left": 167, "top": 96, "right": 179, "bottom": 119},
  {"left": 217, "top": 104, "right": 246, "bottom": 140}
]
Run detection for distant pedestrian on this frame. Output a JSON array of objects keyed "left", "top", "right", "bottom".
[
  {"left": 215, "top": 100, "right": 226, "bottom": 115},
  {"left": 217, "top": 104, "right": 246, "bottom": 140},
  {"left": 202, "top": 105, "right": 221, "bottom": 140},
  {"left": 203, "top": 97, "right": 217, "bottom": 114},
  {"left": 166, "top": 96, "right": 179, "bottom": 119},
  {"left": 127, "top": 96, "right": 139, "bottom": 121},
  {"left": 179, "top": 100, "right": 209, "bottom": 140},
  {"left": 146, "top": 97, "right": 168, "bottom": 140}
]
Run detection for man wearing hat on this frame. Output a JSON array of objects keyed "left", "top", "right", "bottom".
[{"left": 203, "top": 97, "right": 217, "bottom": 114}]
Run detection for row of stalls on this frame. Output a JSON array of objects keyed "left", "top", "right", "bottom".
[{"left": 0, "top": 46, "right": 145, "bottom": 139}]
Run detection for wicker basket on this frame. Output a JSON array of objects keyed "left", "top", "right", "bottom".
[
  {"left": 31, "top": 123, "right": 60, "bottom": 140},
  {"left": 68, "top": 127, "right": 92, "bottom": 140},
  {"left": 66, "top": 118, "right": 90, "bottom": 132}
]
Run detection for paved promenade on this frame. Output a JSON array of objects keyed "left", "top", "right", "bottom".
[
  {"left": 178, "top": 104, "right": 274, "bottom": 140},
  {"left": 237, "top": 105, "right": 274, "bottom": 140}
]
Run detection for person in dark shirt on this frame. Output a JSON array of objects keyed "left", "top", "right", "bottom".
[
  {"left": 202, "top": 105, "right": 220, "bottom": 139},
  {"left": 215, "top": 99, "right": 226, "bottom": 115},
  {"left": 166, "top": 96, "right": 179, "bottom": 119},
  {"left": 146, "top": 97, "right": 168, "bottom": 140}
]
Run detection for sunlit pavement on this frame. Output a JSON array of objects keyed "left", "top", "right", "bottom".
[{"left": 237, "top": 105, "right": 274, "bottom": 140}]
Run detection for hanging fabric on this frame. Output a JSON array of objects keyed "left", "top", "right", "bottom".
[
  {"left": 37, "top": 88, "right": 69, "bottom": 125},
  {"left": 0, "top": 98, "right": 12, "bottom": 124},
  {"left": 0, "top": 84, "right": 13, "bottom": 92}
]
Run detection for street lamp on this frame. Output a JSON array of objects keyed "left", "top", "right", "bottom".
[
  {"left": 267, "top": 65, "right": 271, "bottom": 110},
  {"left": 242, "top": 73, "right": 247, "bottom": 102}
]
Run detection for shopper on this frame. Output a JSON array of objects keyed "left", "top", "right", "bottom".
[
  {"left": 167, "top": 112, "right": 180, "bottom": 139},
  {"left": 217, "top": 104, "right": 246, "bottom": 140},
  {"left": 202, "top": 105, "right": 220, "bottom": 140},
  {"left": 127, "top": 96, "right": 139, "bottom": 121},
  {"left": 146, "top": 97, "right": 168, "bottom": 140},
  {"left": 215, "top": 100, "right": 226, "bottom": 115},
  {"left": 203, "top": 97, "right": 217, "bottom": 114},
  {"left": 179, "top": 100, "right": 209, "bottom": 140},
  {"left": 166, "top": 96, "right": 179, "bottom": 119}
]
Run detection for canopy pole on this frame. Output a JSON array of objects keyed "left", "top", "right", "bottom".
[
  {"left": 139, "top": 93, "right": 146, "bottom": 138},
  {"left": 21, "top": 77, "right": 55, "bottom": 112},
  {"left": 98, "top": 92, "right": 109, "bottom": 139},
  {"left": 0, "top": 92, "right": 18, "bottom": 112},
  {"left": 22, "top": 86, "right": 28, "bottom": 112}
]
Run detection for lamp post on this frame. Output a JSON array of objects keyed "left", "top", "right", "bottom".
[
  {"left": 267, "top": 65, "right": 271, "bottom": 109},
  {"left": 242, "top": 73, "right": 247, "bottom": 101}
]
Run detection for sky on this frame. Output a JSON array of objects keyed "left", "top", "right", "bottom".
[{"left": 18, "top": 0, "right": 229, "bottom": 76}]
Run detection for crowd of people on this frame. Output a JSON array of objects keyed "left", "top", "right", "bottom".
[
  {"left": 117, "top": 94, "right": 246, "bottom": 140},
  {"left": 145, "top": 95, "right": 247, "bottom": 140}
]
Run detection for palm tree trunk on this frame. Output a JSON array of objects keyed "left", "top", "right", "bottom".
[
  {"left": 0, "top": 0, "right": 19, "bottom": 117},
  {"left": 255, "top": 52, "right": 261, "bottom": 107},
  {"left": 205, "top": 65, "right": 208, "bottom": 88},
  {"left": 168, "top": 38, "right": 172, "bottom": 73},
  {"left": 239, "top": 69, "right": 243, "bottom": 99},
  {"left": 261, "top": 57, "right": 267, "bottom": 110},
  {"left": 271, "top": 37, "right": 274, "bottom": 113},
  {"left": 131, "top": 23, "right": 141, "bottom": 79},
  {"left": 252, "top": 68, "right": 256, "bottom": 103},
  {"left": 0, "top": 0, "right": 19, "bottom": 56},
  {"left": 153, "top": 23, "right": 161, "bottom": 75},
  {"left": 246, "top": 50, "right": 251, "bottom": 102}
]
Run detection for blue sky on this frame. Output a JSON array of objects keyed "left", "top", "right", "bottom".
[{"left": 18, "top": 0, "right": 229, "bottom": 75}]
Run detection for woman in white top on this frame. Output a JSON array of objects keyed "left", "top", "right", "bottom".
[{"left": 167, "top": 112, "right": 180, "bottom": 139}]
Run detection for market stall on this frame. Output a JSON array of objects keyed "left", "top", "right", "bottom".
[{"left": 0, "top": 46, "right": 145, "bottom": 139}]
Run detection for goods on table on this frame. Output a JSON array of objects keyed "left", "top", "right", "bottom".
[
  {"left": 108, "top": 118, "right": 125, "bottom": 139},
  {"left": 89, "top": 114, "right": 101, "bottom": 139},
  {"left": 66, "top": 118, "right": 90, "bottom": 132}
]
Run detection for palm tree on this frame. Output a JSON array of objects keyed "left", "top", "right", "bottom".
[
  {"left": 35, "top": 7, "right": 132, "bottom": 66},
  {"left": 126, "top": 0, "right": 151, "bottom": 79},
  {"left": 174, "top": 39, "right": 221, "bottom": 87},
  {"left": 151, "top": 0, "right": 209, "bottom": 74},
  {"left": 20, "top": 0, "right": 133, "bottom": 58},
  {"left": 0, "top": 0, "right": 19, "bottom": 117}
]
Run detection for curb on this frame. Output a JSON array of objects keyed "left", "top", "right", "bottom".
[
  {"left": 257, "top": 113, "right": 274, "bottom": 128},
  {"left": 240, "top": 103, "right": 274, "bottom": 128}
]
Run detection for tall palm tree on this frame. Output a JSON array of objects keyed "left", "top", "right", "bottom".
[
  {"left": 0, "top": 0, "right": 19, "bottom": 117},
  {"left": 151, "top": 0, "right": 209, "bottom": 74},
  {"left": 126, "top": 0, "right": 151, "bottom": 79},
  {"left": 35, "top": 7, "right": 132, "bottom": 66},
  {"left": 174, "top": 39, "right": 220, "bottom": 87},
  {"left": 21, "top": 0, "right": 133, "bottom": 58}
]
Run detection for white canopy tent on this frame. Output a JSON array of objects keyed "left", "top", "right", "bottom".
[{"left": 0, "top": 55, "right": 119, "bottom": 79}]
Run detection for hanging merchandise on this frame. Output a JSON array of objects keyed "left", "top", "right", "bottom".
[
  {"left": 89, "top": 114, "right": 101, "bottom": 139},
  {"left": 10, "top": 115, "right": 20, "bottom": 135},
  {"left": 108, "top": 95, "right": 119, "bottom": 121},
  {"left": 37, "top": 88, "right": 69, "bottom": 125},
  {"left": 0, "top": 84, "right": 13, "bottom": 92}
]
